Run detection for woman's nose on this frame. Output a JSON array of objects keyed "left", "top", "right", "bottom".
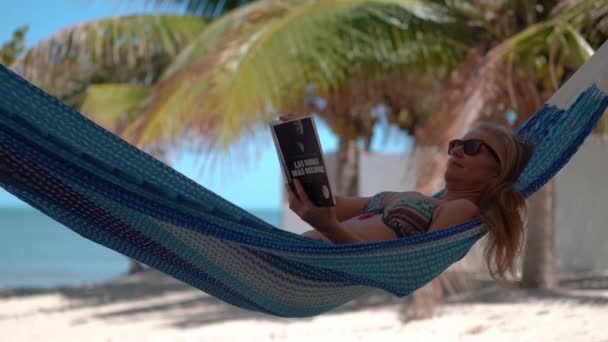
[{"left": 451, "top": 146, "right": 464, "bottom": 157}]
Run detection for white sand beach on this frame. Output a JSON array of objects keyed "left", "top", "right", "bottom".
[{"left": 1, "top": 269, "right": 607, "bottom": 342}]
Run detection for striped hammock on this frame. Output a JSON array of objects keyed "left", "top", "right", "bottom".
[{"left": 1, "top": 40, "right": 607, "bottom": 318}]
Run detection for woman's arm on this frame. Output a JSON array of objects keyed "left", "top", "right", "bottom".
[
  {"left": 311, "top": 221, "right": 365, "bottom": 244},
  {"left": 286, "top": 179, "right": 366, "bottom": 244},
  {"left": 334, "top": 195, "right": 371, "bottom": 222}
]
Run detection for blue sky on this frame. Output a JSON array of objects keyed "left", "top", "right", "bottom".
[{"left": 0, "top": 0, "right": 412, "bottom": 210}]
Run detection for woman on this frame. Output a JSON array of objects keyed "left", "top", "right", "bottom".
[{"left": 285, "top": 118, "right": 535, "bottom": 281}]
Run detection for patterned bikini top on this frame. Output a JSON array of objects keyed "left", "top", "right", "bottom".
[{"left": 357, "top": 191, "right": 438, "bottom": 238}]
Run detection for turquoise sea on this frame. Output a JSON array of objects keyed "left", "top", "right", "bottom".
[{"left": 0, "top": 207, "right": 281, "bottom": 289}]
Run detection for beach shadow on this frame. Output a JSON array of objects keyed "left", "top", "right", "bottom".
[
  {"left": 0, "top": 269, "right": 195, "bottom": 310},
  {"left": 3, "top": 269, "right": 606, "bottom": 329},
  {"left": 0, "top": 268, "right": 408, "bottom": 328},
  {"left": 87, "top": 272, "right": 408, "bottom": 328},
  {"left": 560, "top": 274, "right": 608, "bottom": 290},
  {"left": 444, "top": 275, "right": 608, "bottom": 306},
  {"left": 167, "top": 290, "right": 408, "bottom": 328}
]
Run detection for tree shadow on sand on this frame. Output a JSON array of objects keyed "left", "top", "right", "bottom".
[
  {"left": 0, "top": 268, "right": 409, "bottom": 327},
  {"left": 443, "top": 274, "right": 608, "bottom": 306},
  {"left": 93, "top": 287, "right": 409, "bottom": 328},
  {"left": 0, "top": 268, "right": 191, "bottom": 305},
  {"left": 2, "top": 269, "right": 607, "bottom": 329}
]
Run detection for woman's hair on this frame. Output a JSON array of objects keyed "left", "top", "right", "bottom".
[{"left": 474, "top": 122, "right": 536, "bottom": 284}]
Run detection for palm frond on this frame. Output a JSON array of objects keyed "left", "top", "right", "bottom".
[
  {"left": 11, "top": 15, "right": 208, "bottom": 99},
  {"left": 457, "top": 10, "right": 599, "bottom": 129},
  {"left": 130, "top": 0, "right": 473, "bottom": 153},
  {"left": 80, "top": 83, "right": 151, "bottom": 134},
  {"left": 549, "top": 0, "right": 607, "bottom": 19},
  {"left": 146, "top": 0, "right": 259, "bottom": 17}
]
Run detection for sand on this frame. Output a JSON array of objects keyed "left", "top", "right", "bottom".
[{"left": 1, "top": 270, "right": 607, "bottom": 342}]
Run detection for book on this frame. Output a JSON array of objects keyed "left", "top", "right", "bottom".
[{"left": 269, "top": 115, "right": 336, "bottom": 207}]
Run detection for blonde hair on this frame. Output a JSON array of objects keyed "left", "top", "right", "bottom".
[{"left": 475, "top": 123, "right": 535, "bottom": 284}]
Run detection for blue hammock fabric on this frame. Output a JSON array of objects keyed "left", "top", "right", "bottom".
[{"left": 1, "top": 40, "right": 607, "bottom": 318}]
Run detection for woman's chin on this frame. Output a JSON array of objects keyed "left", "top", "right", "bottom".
[{"left": 444, "top": 170, "right": 464, "bottom": 183}]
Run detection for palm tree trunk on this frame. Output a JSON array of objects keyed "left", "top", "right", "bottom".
[
  {"left": 335, "top": 135, "right": 359, "bottom": 196},
  {"left": 521, "top": 179, "right": 558, "bottom": 288}
]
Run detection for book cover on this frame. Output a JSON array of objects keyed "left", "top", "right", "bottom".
[{"left": 269, "top": 116, "right": 336, "bottom": 207}]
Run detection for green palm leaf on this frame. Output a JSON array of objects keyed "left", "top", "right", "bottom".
[
  {"left": 80, "top": 83, "right": 151, "bottom": 134},
  {"left": 11, "top": 15, "right": 208, "bottom": 99},
  {"left": 132, "top": 0, "right": 473, "bottom": 152}
]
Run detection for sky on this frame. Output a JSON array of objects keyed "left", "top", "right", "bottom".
[{"left": 0, "top": 0, "right": 413, "bottom": 210}]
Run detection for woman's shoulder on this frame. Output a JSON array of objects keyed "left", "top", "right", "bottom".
[{"left": 427, "top": 198, "right": 479, "bottom": 232}]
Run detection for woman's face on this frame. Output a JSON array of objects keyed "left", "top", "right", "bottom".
[{"left": 444, "top": 128, "right": 504, "bottom": 187}]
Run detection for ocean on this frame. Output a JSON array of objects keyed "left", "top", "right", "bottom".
[{"left": 0, "top": 207, "right": 281, "bottom": 289}]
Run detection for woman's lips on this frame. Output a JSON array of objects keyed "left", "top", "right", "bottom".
[{"left": 449, "top": 159, "right": 464, "bottom": 168}]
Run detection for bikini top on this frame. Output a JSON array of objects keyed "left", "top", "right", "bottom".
[{"left": 357, "top": 191, "right": 438, "bottom": 237}]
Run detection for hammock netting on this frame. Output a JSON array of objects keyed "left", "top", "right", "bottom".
[{"left": 1, "top": 41, "right": 607, "bottom": 318}]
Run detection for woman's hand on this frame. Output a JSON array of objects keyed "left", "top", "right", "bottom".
[
  {"left": 279, "top": 113, "right": 296, "bottom": 122},
  {"left": 286, "top": 178, "right": 339, "bottom": 233}
]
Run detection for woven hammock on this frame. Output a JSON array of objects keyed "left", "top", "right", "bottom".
[{"left": 1, "top": 41, "right": 607, "bottom": 318}]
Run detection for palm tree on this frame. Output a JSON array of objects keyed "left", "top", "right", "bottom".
[
  {"left": 118, "top": 0, "right": 474, "bottom": 193},
  {"left": 407, "top": 0, "right": 608, "bottom": 318}
]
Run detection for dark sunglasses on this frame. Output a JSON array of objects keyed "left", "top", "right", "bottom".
[{"left": 448, "top": 139, "right": 501, "bottom": 165}]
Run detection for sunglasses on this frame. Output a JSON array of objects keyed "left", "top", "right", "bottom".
[{"left": 448, "top": 139, "right": 501, "bottom": 165}]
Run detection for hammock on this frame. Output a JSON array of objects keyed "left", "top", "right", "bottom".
[{"left": 1, "top": 40, "right": 607, "bottom": 318}]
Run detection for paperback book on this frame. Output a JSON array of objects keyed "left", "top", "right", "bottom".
[{"left": 269, "top": 116, "right": 336, "bottom": 207}]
